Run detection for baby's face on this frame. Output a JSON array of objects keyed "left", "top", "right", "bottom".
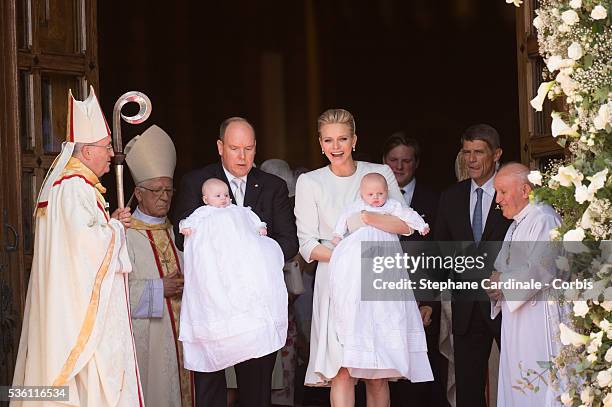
[
  {"left": 361, "top": 179, "right": 388, "bottom": 207},
  {"left": 203, "top": 183, "right": 231, "bottom": 208}
]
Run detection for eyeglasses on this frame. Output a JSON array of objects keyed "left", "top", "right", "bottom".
[
  {"left": 85, "top": 143, "right": 114, "bottom": 152},
  {"left": 138, "top": 186, "right": 176, "bottom": 197}
]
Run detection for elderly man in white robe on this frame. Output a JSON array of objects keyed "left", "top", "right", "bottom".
[
  {"left": 11, "top": 87, "right": 142, "bottom": 406},
  {"left": 124, "top": 125, "right": 194, "bottom": 407},
  {"left": 486, "top": 162, "right": 563, "bottom": 407}
]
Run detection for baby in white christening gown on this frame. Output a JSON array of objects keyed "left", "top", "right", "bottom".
[
  {"left": 328, "top": 172, "right": 433, "bottom": 382},
  {"left": 178, "top": 178, "right": 287, "bottom": 372}
]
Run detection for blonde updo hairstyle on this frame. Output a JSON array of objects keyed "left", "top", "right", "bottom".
[{"left": 317, "top": 108, "right": 356, "bottom": 136}]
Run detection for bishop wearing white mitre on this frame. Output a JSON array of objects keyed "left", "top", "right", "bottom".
[
  {"left": 125, "top": 125, "right": 195, "bottom": 406},
  {"left": 489, "top": 163, "right": 564, "bottom": 407},
  {"left": 11, "top": 87, "right": 143, "bottom": 406}
]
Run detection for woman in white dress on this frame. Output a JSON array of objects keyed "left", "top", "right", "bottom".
[{"left": 295, "top": 109, "right": 431, "bottom": 406}]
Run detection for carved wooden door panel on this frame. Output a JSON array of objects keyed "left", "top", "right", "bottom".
[
  {"left": 515, "top": 0, "right": 565, "bottom": 169},
  {"left": 0, "top": 0, "right": 99, "bottom": 387}
]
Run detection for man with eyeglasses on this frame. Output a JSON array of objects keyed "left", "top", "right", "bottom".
[
  {"left": 12, "top": 87, "right": 143, "bottom": 406},
  {"left": 123, "top": 124, "right": 194, "bottom": 407}
]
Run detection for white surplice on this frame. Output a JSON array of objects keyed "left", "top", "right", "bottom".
[
  {"left": 179, "top": 204, "right": 287, "bottom": 372},
  {"left": 492, "top": 202, "right": 563, "bottom": 407},
  {"left": 12, "top": 157, "right": 143, "bottom": 407}
]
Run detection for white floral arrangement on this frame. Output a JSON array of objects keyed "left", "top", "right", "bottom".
[{"left": 508, "top": 0, "right": 612, "bottom": 405}]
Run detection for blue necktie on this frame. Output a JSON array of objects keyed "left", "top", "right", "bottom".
[{"left": 472, "top": 188, "right": 483, "bottom": 242}]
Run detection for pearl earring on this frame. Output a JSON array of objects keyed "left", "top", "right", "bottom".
[
  {"left": 352, "top": 145, "right": 356, "bottom": 152},
  {"left": 322, "top": 150, "right": 325, "bottom": 155}
]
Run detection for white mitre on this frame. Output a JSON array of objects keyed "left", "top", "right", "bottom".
[
  {"left": 36, "top": 86, "right": 110, "bottom": 209},
  {"left": 67, "top": 85, "right": 111, "bottom": 143},
  {"left": 125, "top": 125, "right": 176, "bottom": 184}
]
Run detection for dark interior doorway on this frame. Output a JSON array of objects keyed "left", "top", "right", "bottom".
[{"left": 98, "top": 0, "right": 519, "bottom": 195}]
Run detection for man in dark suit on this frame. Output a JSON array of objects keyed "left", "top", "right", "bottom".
[
  {"left": 382, "top": 133, "right": 439, "bottom": 240},
  {"left": 383, "top": 134, "right": 447, "bottom": 407},
  {"left": 434, "top": 124, "right": 513, "bottom": 407},
  {"left": 172, "top": 117, "right": 298, "bottom": 407}
]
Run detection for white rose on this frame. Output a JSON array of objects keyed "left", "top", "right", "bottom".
[
  {"left": 528, "top": 170, "right": 543, "bottom": 186},
  {"left": 587, "top": 331, "right": 604, "bottom": 353},
  {"left": 602, "top": 301, "right": 612, "bottom": 312},
  {"left": 550, "top": 228, "right": 561, "bottom": 240},
  {"left": 573, "top": 300, "right": 590, "bottom": 317},
  {"left": 575, "top": 184, "right": 595, "bottom": 204},
  {"left": 594, "top": 103, "right": 611, "bottom": 130},
  {"left": 558, "top": 23, "right": 571, "bottom": 32},
  {"left": 591, "top": 5, "right": 608, "bottom": 20},
  {"left": 570, "top": 0, "right": 582, "bottom": 8},
  {"left": 564, "top": 228, "right": 589, "bottom": 254},
  {"left": 604, "top": 392, "right": 612, "bottom": 407},
  {"left": 598, "top": 369, "right": 612, "bottom": 388},
  {"left": 562, "top": 9, "right": 580, "bottom": 25},
  {"left": 553, "top": 165, "right": 583, "bottom": 187},
  {"left": 568, "top": 42, "right": 584, "bottom": 60},
  {"left": 530, "top": 81, "right": 555, "bottom": 111},
  {"left": 581, "top": 386, "right": 594, "bottom": 404},
  {"left": 606, "top": 347, "right": 612, "bottom": 363},
  {"left": 564, "top": 227, "right": 586, "bottom": 241},
  {"left": 601, "top": 319, "right": 612, "bottom": 330},
  {"left": 533, "top": 15, "right": 543, "bottom": 30},
  {"left": 587, "top": 353, "right": 598, "bottom": 362},
  {"left": 560, "top": 323, "right": 589, "bottom": 346},
  {"left": 547, "top": 55, "right": 564, "bottom": 72}
]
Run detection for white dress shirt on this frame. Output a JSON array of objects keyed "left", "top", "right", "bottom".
[
  {"left": 469, "top": 175, "right": 496, "bottom": 234},
  {"left": 401, "top": 178, "right": 416, "bottom": 206},
  {"left": 222, "top": 166, "right": 248, "bottom": 206}
]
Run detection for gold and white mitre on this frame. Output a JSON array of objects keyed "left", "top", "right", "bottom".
[
  {"left": 125, "top": 124, "right": 176, "bottom": 184},
  {"left": 36, "top": 86, "right": 110, "bottom": 208}
]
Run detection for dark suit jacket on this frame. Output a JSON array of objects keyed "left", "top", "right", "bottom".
[
  {"left": 433, "top": 178, "right": 512, "bottom": 335},
  {"left": 171, "top": 162, "right": 299, "bottom": 261},
  {"left": 403, "top": 179, "right": 439, "bottom": 242}
]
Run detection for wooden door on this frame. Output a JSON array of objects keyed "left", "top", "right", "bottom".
[
  {"left": 515, "top": 0, "right": 565, "bottom": 169},
  {"left": 0, "top": 0, "right": 99, "bottom": 386}
]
